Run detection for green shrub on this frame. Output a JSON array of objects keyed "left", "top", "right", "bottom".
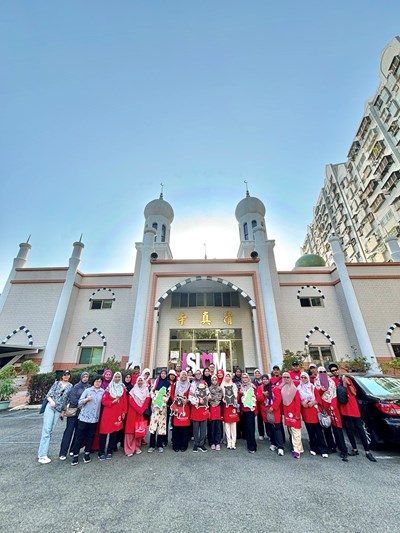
[
  {"left": 28, "top": 372, "right": 56, "bottom": 404},
  {"left": 0, "top": 378, "right": 18, "bottom": 401},
  {"left": 21, "top": 360, "right": 40, "bottom": 376},
  {"left": 339, "top": 355, "right": 372, "bottom": 373},
  {"left": 281, "top": 349, "right": 306, "bottom": 372},
  {"left": 27, "top": 356, "right": 123, "bottom": 404},
  {"left": 0, "top": 366, "right": 17, "bottom": 379}
]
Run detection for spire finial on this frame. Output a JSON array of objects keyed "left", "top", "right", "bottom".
[
  {"left": 203, "top": 243, "right": 207, "bottom": 260},
  {"left": 160, "top": 182, "right": 164, "bottom": 199},
  {"left": 26, "top": 234, "right": 31, "bottom": 244},
  {"left": 79, "top": 233, "right": 83, "bottom": 243},
  {"left": 244, "top": 180, "right": 250, "bottom": 197}
]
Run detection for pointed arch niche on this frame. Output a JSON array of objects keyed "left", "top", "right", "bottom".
[
  {"left": 77, "top": 328, "right": 107, "bottom": 365},
  {"left": 1, "top": 326, "right": 34, "bottom": 346},
  {"left": 304, "top": 326, "right": 336, "bottom": 365}
]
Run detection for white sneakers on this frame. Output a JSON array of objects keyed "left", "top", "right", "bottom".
[
  {"left": 258, "top": 436, "right": 264, "bottom": 441},
  {"left": 310, "top": 451, "right": 317, "bottom": 456},
  {"left": 269, "top": 444, "right": 277, "bottom": 451},
  {"left": 322, "top": 453, "right": 329, "bottom": 458},
  {"left": 38, "top": 456, "right": 51, "bottom": 464},
  {"left": 278, "top": 449, "right": 284, "bottom": 456}
]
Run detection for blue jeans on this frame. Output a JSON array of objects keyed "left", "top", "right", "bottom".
[{"left": 38, "top": 404, "right": 59, "bottom": 458}]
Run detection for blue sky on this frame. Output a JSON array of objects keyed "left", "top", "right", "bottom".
[{"left": 1, "top": 1, "right": 400, "bottom": 287}]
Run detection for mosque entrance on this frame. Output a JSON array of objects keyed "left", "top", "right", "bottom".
[{"left": 169, "top": 329, "right": 244, "bottom": 372}]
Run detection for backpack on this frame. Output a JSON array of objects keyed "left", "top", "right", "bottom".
[{"left": 336, "top": 377, "right": 349, "bottom": 405}]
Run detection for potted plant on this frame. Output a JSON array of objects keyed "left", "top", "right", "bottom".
[{"left": 0, "top": 367, "right": 18, "bottom": 410}]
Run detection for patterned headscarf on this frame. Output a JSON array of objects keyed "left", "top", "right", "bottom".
[
  {"left": 130, "top": 375, "right": 149, "bottom": 407},
  {"left": 106, "top": 371, "right": 125, "bottom": 399}
]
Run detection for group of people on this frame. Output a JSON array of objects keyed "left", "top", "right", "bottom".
[{"left": 37, "top": 360, "right": 377, "bottom": 465}]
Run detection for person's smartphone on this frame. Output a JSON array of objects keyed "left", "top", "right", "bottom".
[{"left": 59, "top": 415, "right": 64, "bottom": 421}]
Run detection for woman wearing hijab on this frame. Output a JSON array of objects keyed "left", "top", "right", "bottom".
[
  {"left": 209, "top": 374, "right": 223, "bottom": 450},
  {"left": 171, "top": 370, "right": 191, "bottom": 452},
  {"left": 98, "top": 371, "right": 127, "bottom": 460},
  {"left": 203, "top": 367, "right": 212, "bottom": 387},
  {"left": 256, "top": 374, "right": 284, "bottom": 456},
  {"left": 125, "top": 375, "right": 151, "bottom": 456},
  {"left": 189, "top": 369, "right": 211, "bottom": 453},
  {"left": 281, "top": 372, "right": 303, "bottom": 459},
  {"left": 123, "top": 372, "right": 133, "bottom": 393},
  {"left": 164, "top": 369, "right": 177, "bottom": 447},
  {"left": 101, "top": 369, "right": 113, "bottom": 390},
  {"left": 59, "top": 371, "right": 90, "bottom": 460},
  {"left": 232, "top": 367, "right": 245, "bottom": 439},
  {"left": 314, "top": 367, "right": 349, "bottom": 462},
  {"left": 221, "top": 372, "right": 239, "bottom": 450},
  {"left": 298, "top": 372, "right": 329, "bottom": 458},
  {"left": 148, "top": 369, "right": 170, "bottom": 453},
  {"left": 142, "top": 368, "right": 152, "bottom": 390},
  {"left": 238, "top": 373, "right": 257, "bottom": 453},
  {"left": 217, "top": 368, "right": 225, "bottom": 386},
  {"left": 252, "top": 369, "right": 266, "bottom": 441}
]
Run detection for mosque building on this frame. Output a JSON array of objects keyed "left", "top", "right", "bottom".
[{"left": 0, "top": 191, "right": 399, "bottom": 375}]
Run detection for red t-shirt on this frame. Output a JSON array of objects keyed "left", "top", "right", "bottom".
[{"left": 338, "top": 377, "right": 360, "bottom": 418}]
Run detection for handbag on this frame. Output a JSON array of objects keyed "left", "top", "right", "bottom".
[
  {"left": 266, "top": 411, "right": 275, "bottom": 424},
  {"left": 318, "top": 408, "right": 332, "bottom": 428},
  {"left": 39, "top": 398, "right": 48, "bottom": 414},
  {"left": 143, "top": 402, "right": 152, "bottom": 420},
  {"left": 65, "top": 406, "right": 78, "bottom": 417},
  {"left": 337, "top": 377, "right": 349, "bottom": 405},
  {"left": 135, "top": 420, "right": 148, "bottom": 438}
]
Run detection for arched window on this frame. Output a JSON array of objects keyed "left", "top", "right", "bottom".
[
  {"left": 161, "top": 224, "right": 166, "bottom": 242},
  {"left": 152, "top": 222, "right": 158, "bottom": 230},
  {"left": 251, "top": 220, "right": 257, "bottom": 228},
  {"left": 243, "top": 222, "right": 249, "bottom": 241}
]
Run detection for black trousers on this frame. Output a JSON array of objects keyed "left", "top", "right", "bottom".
[
  {"left": 172, "top": 425, "right": 190, "bottom": 451},
  {"left": 257, "top": 412, "right": 265, "bottom": 438},
  {"left": 149, "top": 432, "right": 164, "bottom": 448},
  {"left": 342, "top": 415, "right": 370, "bottom": 451},
  {"left": 266, "top": 422, "right": 284, "bottom": 450},
  {"left": 242, "top": 411, "right": 257, "bottom": 452},
  {"left": 99, "top": 432, "right": 118, "bottom": 455},
  {"left": 59, "top": 415, "right": 78, "bottom": 457},
  {"left": 332, "top": 425, "right": 348, "bottom": 455},
  {"left": 209, "top": 420, "right": 223, "bottom": 445},
  {"left": 72, "top": 421, "right": 98, "bottom": 455},
  {"left": 305, "top": 422, "right": 330, "bottom": 455}
]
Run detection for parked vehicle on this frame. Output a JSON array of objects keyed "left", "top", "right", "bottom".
[{"left": 349, "top": 374, "right": 400, "bottom": 450}]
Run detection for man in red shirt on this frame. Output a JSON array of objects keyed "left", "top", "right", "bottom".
[
  {"left": 270, "top": 366, "right": 283, "bottom": 388},
  {"left": 308, "top": 363, "right": 318, "bottom": 384},
  {"left": 328, "top": 363, "right": 376, "bottom": 462},
  {"left": 289, "top": 361, "right": 302, "bottom": 388}
]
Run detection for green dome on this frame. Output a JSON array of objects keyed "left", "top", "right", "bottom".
[{"left": 295, "top": 254, "right": 326, "bottom": 268}]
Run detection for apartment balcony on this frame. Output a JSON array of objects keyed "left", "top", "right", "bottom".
[
  {"left": 374, "top": 155, "right": 394, "bottom": 178},
  {"left": 362, "top": 221, "right": 374, "bottom": 237},
  {"left": 356, "top": 116, "right": 372, "bottom": 140},
  {"left": 363, "top": 180, "right": 378, "bottom": 198},
  {"left": 370, "top": 193, "right": 386, "bottom": 213},
  {"left": 347, "top": 140, "right": 361, "bottom": 161},
  {"left": 383, "top": 170, "right": 400, "bottom": 193}
]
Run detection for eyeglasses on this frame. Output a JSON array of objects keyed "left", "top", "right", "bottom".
[
  {"left": 300, "top": 376, "right": 308, "bottom": 379},
  {"left": 283, "top": 376, "right": 291, "bottom": 379},
  {"left": 319, "top": 371, "right": 327, "bottom": 373}
]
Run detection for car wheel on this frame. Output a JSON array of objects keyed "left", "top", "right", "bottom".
[{"left": 362, "top": 420, "right": 383, "bottom": 451}]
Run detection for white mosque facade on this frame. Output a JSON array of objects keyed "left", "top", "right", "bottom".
[{"left": 0, "top": 193, "right": 400, "bottom": 375}]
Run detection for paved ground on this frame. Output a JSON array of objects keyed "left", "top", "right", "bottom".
[{"left": 0, "top": 409, "right": 399, "bottom": 533}]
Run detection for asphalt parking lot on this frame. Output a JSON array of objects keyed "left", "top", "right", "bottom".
[{"left": 0, "top": 409, "right": 399, "bottom": 533}]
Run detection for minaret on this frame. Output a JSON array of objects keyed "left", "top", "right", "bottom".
[
  {"left": 128, "top": 192, "right": 174, "bottom": 366},
  {"left": 235, "top": 181, "right": 267, "bottom": 258},
  {"left": 0, "top": 239, "right": 32, "bottom": 316},
  {"left": 40, "top": 239, "right": 84, "bottom": 373},
  {"left": 235, "top": 188, "right": 283, "bottom": 369},
  {"left": 329, "top": 235, "right": 380, "bottom": 373}
]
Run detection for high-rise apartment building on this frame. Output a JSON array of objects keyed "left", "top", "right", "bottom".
[{"left": 302, "top": 37, "right": 400, "bottom": 265}]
